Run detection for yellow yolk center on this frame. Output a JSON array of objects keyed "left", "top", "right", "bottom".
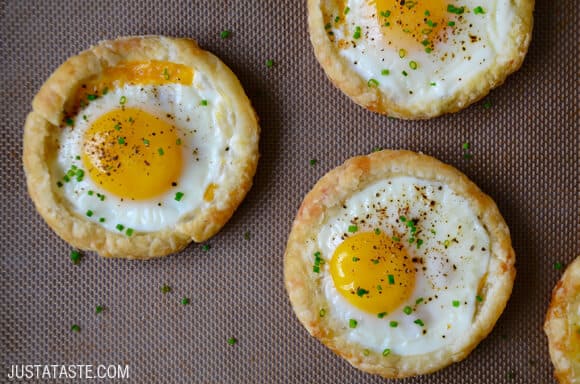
[
  {"left": 376, "top": 0, "right": 447, "bottom": 51},
  {"left": 82, "top": 107, "right": 183, "bottom": 200},
  {"left": 330, "top": 231, "right": 415, "bottom": 315}
]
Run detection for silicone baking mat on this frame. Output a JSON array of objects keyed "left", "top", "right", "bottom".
[{"left": 1, "top": 0, "right": 578, "bottom": 382}]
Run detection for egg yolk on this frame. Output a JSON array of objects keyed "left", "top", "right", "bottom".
[
  {"left": 75, "top": 61, "right": 193, "bottom": 103},
  {"left": 376, "top": 0, "right": 447, "bottom": 51},
  {"left": 82, "top": 107, "right": 183, "bottom": 200},
  {"left": 330, "top": 231, "right": 415, "bottom": 315}
]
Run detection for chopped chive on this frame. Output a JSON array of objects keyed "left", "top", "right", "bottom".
[
  {"left": 447, "top": 4, "right": 465, "bottom": 14},
  {"left": 402, "top": 70, "right": 408, "bottom": 77},
  {"left": 312, "top": 265, "right": 320, "bottom": 273},
  {"left": 363, "top": 349, "right": 370, "bottom": 356},
  {"left": 352, "top": 257, "right": 360, "bottom": 262},
  {"left": 116, "top": 224, "right": 124, "bottom": 231},
  {"left": 99, "top": 217, "right": 105, "bottom": 223},
  {"left": 374, "top": 228, "right": 381, "bottom": 235},
  {"left": 416, "top": 239, "right": 424, "bottom": 248},
  {"left": 476, "top": 295, "right": 483, "bottom": 302},
  {"left": 399, "top": 49, "right": 406, "bottom": 58},
  {"left": 389, "top": 321, "right": 398, "bottom": 328},
  {"left": 334, "top": 16, "right": 340, "bottom": 22},
  {"left": 163, "top": 68, "right": 170, "bottom": 80},
  {"left": 158, "top": 148, "right": 164, "bottom": 156},
  {"left": 353, "top": 26, "right": 362, "bottom": 39},
  {"left": 382, "top": 348, "right": 391, "bottom": 356},
  {"left": 426, "top": 19, "right": 437, "bottom": 27},
  {"left": 309, "top": 159, "right": 317, "bottom": 166},
  {"left": 452, "top": 300, "right": 460, "bottom": 307},
  {"left": 349, "top": 319, "right": 358, "bottom": 328},
  {"left": 220, "top": 30, "right": 231, "bottom": 39},
  {"left": 319, "top": 308, "right": 326, "bottom": 317},
  {"left": 381, "top": 69, "right": 390, "bottom": 76},
  {"left": 367, "top": 78, "right": 379, "bottom": 88},
  {"left": 114, "top": 123, "right": 121, "bottom": 130},
  {"left": 554, "top": 261, "right": 563, "bottom": 270},
  {"left": 227, "top": 337, "right": 237, "bottom": 345},
  {"left": 201, "top": 244, "right": 211, "bottom": 251},
  {"left": 125, "top": 228, "right": 134, "bottom": 236},
  {"left": 176, "top": 138, "right": 182, "bottom": 145},
  {"left": 448, "top": 21, "right": 456, "bottom": 26},
  {"left": 392, "top": 236, "right": 400, "bottom": 242},
  {"left": 473, "top": 6, "right": 485, "bottom": 14},
  {"left": 377, "top": 312, "right": 387, "bottom": 319},
  {"left": 324, "top": 22, "right": 332, "bottom": 30},
  {"left": 200, "top": 99, "right": 208, "bottom": 106},
  {"left": 95, "top": 305, "right": 104, "bottom": 314},
  {"left": 403, "top": 306, "right": 413, "bottom": 315},
  {"left": 425, "top": 47, "right": 433, "bottom": 53},
  {"left": 88, "top": 190, "right": 94, "bottom": 196},
  {"left": 356, "top": 288, "right": 369, "bottom": 297},
  {"left": 409, "top": 61, "right": 418, "bottom": 70},
  {"left": 483, "top": 99, "right": 492, "bottom": 109},
  {"left": 380, "top": 10, "right": 391, "bottom": 17},
  {"left": 65, "top": 117, "right": 74, "bottom": 126},
  {"left": 429, "top": 81, "right": 436, "bottom": 86},
  {"left": 71, "top": 324, "right": 80, "bottom": 332},
  {"left": 175, "top": 192, "right": 184, "bottom": 201},
  {"left": 424, "top": 10, "right": 430, "bottom": 16},
  {"left": 181, "top": 297, "right": 189, "bottom": 305},
  {"left": 70, "top": 250, "right": 81, "bottom": 265},
  {"left": 348, "top": 225, "right": 358, "bottom": 233},
  {"left": 462, "top": 142, "right": 470, "bottom": 150},
  {"left": 117, "top": 137, "right": 125, "bottom": 145},
  {"left": 344, "top": 6, "right": 350, "bottom": 14},
  {"left": 142, "top": 138, "right": 150, "bottom": 146},
  {"left": 416, "top": 297, "right": 424, "bottom": 304},
  {"left": 160, "top": 284, "right": 172, "bottom": 294},
  {"left": 388, "top": 274, "right": 395, "bottom": 285},
  {"left": 444, "top": 239, "right": 450, "bottom": 248},
  {"left": 102, "top": 87, "right": 109, "bottom": 95},
  {"left": 86, "top": 210, "right": 93, "bottom": 217},
  {"left": 414, "top": 319, "right": 425, "bottom": 326},
  {"left": 119, "top": 96, "right": 127, "bottom": 105},
  {"left": 265, "top": 59, "right": 274, "bottom": 68}
]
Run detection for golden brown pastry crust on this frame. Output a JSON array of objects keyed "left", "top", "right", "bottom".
[
  {"left": 307, "top": 0, "right": 534, "bottom": 119},
  {"left": 545, "top": 256, "right": 580, "bottom": 384},
  {"left": 23, "top": 36, "right": 260, "bottom": 259},
  {"left": 284, "top": 149, "right": 515, "bottom": 378}
]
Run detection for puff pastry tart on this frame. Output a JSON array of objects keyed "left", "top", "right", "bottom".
[
  {"left": 23, "top": 36, "right": 260, "bottom": 259},
  {"left": 308, "top": 0, "right": 534, "bottom": 119},
  {"left": 545, "top": 256, "right": 580, "bottom": 383},
  {"left": 284, "top": 149, "right": 515, "bottom": 378}
]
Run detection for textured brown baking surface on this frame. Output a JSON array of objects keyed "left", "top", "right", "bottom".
[{"left": 1, "top": 0, "right": 578, "bottom": 383}]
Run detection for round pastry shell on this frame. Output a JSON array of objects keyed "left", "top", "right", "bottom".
[
  {"left": 23, "top": 36, "right": 260, "bottom": 259},
  {"left": 284, "top": 149, "right": 516, "bottom": 378},
  {"left": 545, "top": 256, "right": 580, "bottom": 383},
  {"left": 307, "top": 0, "right": 534, "bottom": 119}
]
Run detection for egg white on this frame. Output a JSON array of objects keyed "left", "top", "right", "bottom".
[
  {"left": 330, "top": 0, "right": 516, "bottom": 105},
  {"left": 54, "top": 72, "right": 230, "bottom": 233},
  {"left": 317, "top": 176, "right": 490, "bottom": 355}
]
